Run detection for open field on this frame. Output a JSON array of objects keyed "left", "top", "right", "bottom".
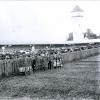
[{"left": 0, "top": 55, "right": 100, "bottom": 100}]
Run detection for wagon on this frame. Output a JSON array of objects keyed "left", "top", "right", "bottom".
[
  {"left": 53, "top": 58, "right": 63, "bottom": 68},
  {"left": 18, "top": 66, "right": 32, "bottom": 75}
]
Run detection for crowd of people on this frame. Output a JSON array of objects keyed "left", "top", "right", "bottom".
[
  {"left": 0, "top": 43, "right": 99, "bottom": 76},
  {"left": 0, "top": 43, "right": 99, "bottom": 60},
  {"left": 0, "top": 46, "right": 64, "bottom": 76}
]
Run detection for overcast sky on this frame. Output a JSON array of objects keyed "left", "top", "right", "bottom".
[{"left": 0, "top": 1, "right": 100, "bottom": 44}]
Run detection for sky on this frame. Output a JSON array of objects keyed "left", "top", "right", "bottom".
[{"left": 0, "top": 1, "right": 100, "bottom": 44}]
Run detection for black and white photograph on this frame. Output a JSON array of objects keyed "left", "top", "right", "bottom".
[{"left": 0, "top": 0, "right": 100, "bottom": 100}]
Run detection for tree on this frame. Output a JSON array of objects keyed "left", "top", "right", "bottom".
[{"left": 84, "top": 28, "right": 98, "bottom": 39}]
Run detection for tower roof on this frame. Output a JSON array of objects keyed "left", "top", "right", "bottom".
[{"left": 72, "top": 5, "right": 84, "bottom": 12}]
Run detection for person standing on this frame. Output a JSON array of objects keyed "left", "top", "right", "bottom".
[{"left": 32, "top": 58, "right": 36, "bottom": 72}]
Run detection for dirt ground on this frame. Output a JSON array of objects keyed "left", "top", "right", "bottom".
[{"left": 0, "top": 55, "right": 100, "bottom": 100}]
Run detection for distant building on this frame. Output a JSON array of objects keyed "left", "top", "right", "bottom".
[
  {"left": 67, "top": 32, "right": 73, "bottom": 41},
  {"left": 71, "top": 5, "right": 84, "bottom": 41}
]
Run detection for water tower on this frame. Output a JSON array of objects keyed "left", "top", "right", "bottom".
[{"left": 71, "top": 5, "right": 84, "bottom": 41}]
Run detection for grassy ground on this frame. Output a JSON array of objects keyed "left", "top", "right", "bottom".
[{"left": 0, "top": 55, "right": 100, "bottom": 100}]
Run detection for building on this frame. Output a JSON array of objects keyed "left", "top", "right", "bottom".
[{"left": 71, "top": 5, "right": 84, "bottom": 41}]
